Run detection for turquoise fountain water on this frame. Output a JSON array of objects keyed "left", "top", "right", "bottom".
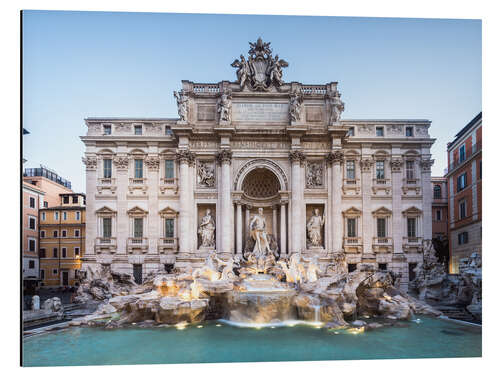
[{"left": 23, "top": 316, "right": 481, "bottom": 366}]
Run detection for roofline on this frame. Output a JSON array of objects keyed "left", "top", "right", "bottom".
[
  {"left": 85, "top": 117, "right": 178, "bottom": 122},
  {"left": 447, "top": 112, "right": 482, "bottom": 150},
  {"left": 22, "top": 182, "right": 45, "bottom": 195},
  {"left": 59, "top": 193, "right": 86, "bottom": 197}
]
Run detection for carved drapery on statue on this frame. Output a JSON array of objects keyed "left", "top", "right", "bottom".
[
  {"left": 306, "top": 162, "right": 324, "bottom": 188},
  {"left": 328, "top": 90, "right": 345, "bottom": 124},
  {"left": 217, "top": 90, "right": 232, "bottom": 124},
  {"left": 197, "top": 161, "right": 215, "bottom": 188},
  {"left": 307, "top": 209, "right": 325, "bottom": 248},
  {"left": 198, "top": 209, "right": 215, "bottom": 248},
  {"left": 289, "top": 91, "right": 303, "bottom": 122},
  {"left": 231, "top": 38, "right": 289, "bottom": 91},
  {"left": 173, "top": 90, "right": 189, "bottom": 122}
]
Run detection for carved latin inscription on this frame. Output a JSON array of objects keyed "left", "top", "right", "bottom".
[{"left": 232, "top": 103, "right": 289, "bottom": 122}]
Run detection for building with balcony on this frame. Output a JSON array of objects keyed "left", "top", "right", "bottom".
[
  {"left": 39, "top": 193, "right": 86, "bottom": 287},
  {"left": 81, "top": 39, "right": 435, "bottom": 290},
  {"left": 445, "top": 112, "right": 482, "bottom": 273}
]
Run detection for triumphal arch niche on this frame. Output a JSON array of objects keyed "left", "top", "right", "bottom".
[{"left": 83, "top": 38, "right": 434, "bottom": 290}]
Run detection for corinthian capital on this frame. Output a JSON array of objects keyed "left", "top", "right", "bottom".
[
  {"left": 360, "top": 158, "right": 374, "bottom": 172},
  {"left": 326, "top": 150, "right": 344, "bottom": 165},
  {"left": 145, "top": 156, "right": 160, "bottom": 171},
  {"left": 390, "top": 158, "right": 403, "bottom": 172},
  {"left": 289, "top": 150, "right": 306, "bottom": 165},
  {"left": 176, "top": 150, "right": 196, "bottom": 166},
  {"left": 420, "top": 159, "right": 434, "bottom": 172},
  {"left": 113, "top": 156, "right": 130, "bottom": 170},
  {"left": 216, "top": 149, "right": 233, "bottom": 165},
  {"left": 82, "top": 156, "right": 97, "bottom": 170}
]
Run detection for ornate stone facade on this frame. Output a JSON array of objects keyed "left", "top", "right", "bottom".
[{"left": 81, "top": 39, "right": 435, "bottom": 290}]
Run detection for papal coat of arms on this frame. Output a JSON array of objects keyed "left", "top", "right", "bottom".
[{"left": 231, "top": 38, "right": 289, "bottom": 91}]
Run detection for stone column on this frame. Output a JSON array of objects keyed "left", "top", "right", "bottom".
[
  {"left": 176, "top": 150, "right": 195, "bottom": 253},
  {"left": 145, "top": 154, "right": 160, "bottom": 255},
  {"left": 272, "top": 205, "right": 278, "bottom": 239},
  {"left": 280, "top": 202, "right": 287, "bottom": 255},
  {"left": 236, "top": 202, "right": 242, "bottom": 254},
  {"left": 289, "top": 151, "right": 305, "bottom": 253},
  {"left": 245, "top": 205, "right": 251, "bottom": 244},
  {"left": 390, "top": 156, "right": 404, "bottom": 254},
  {"left": 327, "top": 150, "right": 344, "bottom": 252},
  {"left": 420, "top": 158, "right": 434, "bottom": 240},
  {"left": 360, "top": 157, "right": 374, "bottom": 255},
  {"left": 82, "top": 156, "right": 97, "bottom": 257},
  {"left": 217, "top": 150, "right": 233, "bottom": 254},
  {"left": 114, "top": 154, "right": 130, "bottom": 257}
]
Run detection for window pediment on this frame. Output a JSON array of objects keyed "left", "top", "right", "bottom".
[
  {"left": 372, "top": 207, "right": 392, "bottom": 217},
  {"left": 343, "top": 206, "right": 362, "bottom": 217},
  {"left": 159, "top": 206, "right": 178, "bottom": 218},
  {"left": 127, "top": 206, "right": 148, "bottom": 216},
  {"left": 95, "top": 206, "right": 117, "bottom": 216},
  {"left": 402, "top": 206, "right": 422, "bottom": 216}
]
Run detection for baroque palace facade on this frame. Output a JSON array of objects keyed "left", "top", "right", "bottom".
[{"left": 81, "top": 39, "right": 435, "bottom": 290}]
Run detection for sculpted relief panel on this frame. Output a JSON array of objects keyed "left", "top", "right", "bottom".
[
  {"left": 197, "top": 161, "right": 215, "bottom": 188},
  {"left": 306, "top": 161, "right": 324, "bottom": 188}
]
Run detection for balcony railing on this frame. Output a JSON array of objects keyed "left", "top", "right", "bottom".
[
  {"left": 129, "top": 178, "right": 146, "bottom": 185},
  {"left": 158, "top": 237, "right": 178, "bottom": 253},
  {"left": 373, "top": 178, "right": 391, "bottom": 186},
  {"left": 403, "top": 236, "right": 422, "bottom": 245},
  {"left": 372, "top": 237, "right": 393, "bottom": 246},
  {"left": 98, "top": 177, "right": 116, "bottom": 185},
  {"left": 403, "top": 178, "right": 419, "bottom": 185},
  {"left": 343, "top": 178, "right": 359, "bottom": 185},
  {"left": 448, "top": 141, "right": 481, "bottom": 174},
  {"left": 95, "top": 237, "right": 116, "bottom": 246},
  {"left": 161, "top": 177, "right": 177, "bottom": 185},
  {"left": 127, "top": 237, "right": 148, "bottom": 253}
]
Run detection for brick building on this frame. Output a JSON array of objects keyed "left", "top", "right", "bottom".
[{"left": 445, "top": 112, "right": 482, "bottom": 273}]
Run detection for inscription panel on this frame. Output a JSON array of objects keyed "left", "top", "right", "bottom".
[
  {"left": 197, "top": 105, "right": 216, "bottom": 121},
  {"left": 233, "top": 102, "right": 289, "bottom": 122}
]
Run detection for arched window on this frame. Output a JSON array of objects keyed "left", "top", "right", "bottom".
[{"left": 433, "top": 185, "right": 442, "bottom": 199}]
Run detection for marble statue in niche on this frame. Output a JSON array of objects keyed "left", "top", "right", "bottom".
[
  {"left": 306, "top": 162, "right": 323, "bottom": 188},
  {"left": 289, "top": 91, "right": 303, "bottom": 122},
  {"left": 307, "top": 208, "right": 325, "bottom": 247},
  {"left": 329, "top": 91, "right": 345, "bottom": 124},
  {"left": 197, "top": 161, "right": 215, "bottom": 188},
  {"left": 249, "top": 207, "right": 272, "bottom": 257},
  {"left": 198, "top": 209, "right": 215, "bottom": 248},
  {"left": 217, "top": 90, "right": 232, "bottom": 123}
]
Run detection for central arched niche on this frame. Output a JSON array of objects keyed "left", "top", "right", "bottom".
[{"left": 241, "top": 168, "right": 280, "bottom": 199}]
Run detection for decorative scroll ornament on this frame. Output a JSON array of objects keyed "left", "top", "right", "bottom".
[
  {"left": 420, "top": 159, "right": 434, "bottom": 172},
  {"left": 197, "top": 161, "right": 215, "bottom": 187},
  {"left": 326, "top": 150, "right": 344, "bottom": 165},
  {"left": 176, "top": 150, "right": 196, "bottom": 166},
  {"left": 216, "top": 149, "right": 233, "bottom": 165},
  {"left": 217, "top": 89, "right": 232, "bottom": 124},
  {"left": 144, "top": 156, "right": 160, "bottom": 171},
  {"left": 289, "top": 91, "right": 303, "bottom": 123},
  {"left": 390, "top": 158, "right": 404, "bottom": 172},
  {"left": 231, "top": 37, "right": 289, "bottom": 91},
  {"left": 306, "top": 162, "right": 324, "bottom": 188},
  {"left": 113, "top": 156, "right": 130, "bottom": 170},
  {"left": 288, "top": 150, "right": 306, "bottom": 164},
  {"left": 173, "top": 90, "right": 189, "bottom": 122},
  {"left": 82, "top": 156, "right": 97, "bottom": 170},
  {"left": 328, "top": 90, "right": 345, "bottom": 124},
  {"left": 360, "top": 158, "right": 374, "bottom": 172}
]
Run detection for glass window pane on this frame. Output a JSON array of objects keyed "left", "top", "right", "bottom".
[
  {"left": 376, "top": 161, "right": 385, "bottom": 179},
  {"left": 347, "top": 218, "right": 356, "bottom": 237},
  {"left": 102, "top": 217, "right": 112, "bottom": 238},
  {"left": 134, "top": 218, "right": 143, "bottom": 238},
  {"left": 135, "top": 159, "right": 143, "bottom": 178},
  {"left": 165, "top": 219, "right": 174, "bottom": 238},
  {"left": 346, "top": 161, "right": 355, "bottom": 179},
  {"left": 165, "top": 160, "right": 174, "bottom": 179},
  {"left": 377, "top": 218, "right": 386, "bottom": 237},
  {"left": 407, "top": 218, "right": 416, "bottom": 237},
  {"left": 103, "top": 159, "right": 112, "bottom": 178}
]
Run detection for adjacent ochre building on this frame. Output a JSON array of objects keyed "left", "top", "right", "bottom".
[
  {"left": 445, "top": 112, "right": 482, "bottom": 274},
  {"left": 39, "top": 193, "right": 86, "bottom": 287},
  {"left": 81, "top": 39, "right": 435, "bottom": 290}
]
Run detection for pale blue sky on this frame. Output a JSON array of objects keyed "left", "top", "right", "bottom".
[{"left": 22, "top": 11, "right": 481, "bottom": 193}]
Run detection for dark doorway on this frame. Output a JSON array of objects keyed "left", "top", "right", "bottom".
[
  {"left": 133, "top": 264, "right": 143, "bottom": 284},
  {"left": 348, "top": 263, "right": 357, "bottom": 273},
  {"left": 61, "top": 271, "right": 69, "bottom": 286}
]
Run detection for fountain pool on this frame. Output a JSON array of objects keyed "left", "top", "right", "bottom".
[{"left": 23, "top": 316, "right": 480, "bottom": 366}]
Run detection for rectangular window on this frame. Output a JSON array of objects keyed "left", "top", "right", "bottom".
[
  {"left": 165, "top": 218, "right": 175, "bottom": 238},
  {"left": 436, "top": 209, "right": 442, "bottom": 221},
  {"left": 348, "top": 263, "right": 357, "bottom": 273},
  {"left": 457, "top": 173, "right": 467, "bottom": 192},
  {"left": 102, "top": 217, "right": 112, "bottom": 238},
  {"left": 28, "top": 239, "right": 36, "bottom": 252},
  {"left": 29, "top": 197, "right": 35, "bottom": 208},
  {"left": 459, "top": 144, "right": 466, "bottom": 162},
  {"left": 346, "top": 160, "right": 355, "bottom": 180},
  {"left": 379, "top": 263, "right": 387, "bottom": 271},
  {"left": 63, "top": 196, "right": 69, "bottom": 204},
  {"left": 459, "top": 200, "right": 467, "bottom": 219},
  {"left": 76, "top": 211, "right": 81, "bottom": 221},
  {"left": 43, "top": 201, "right": 48, "bottom": 208},
  {"left": 29, "top": 217, "right": 36, "bottom": 230},
  {"left": 63, "top": 212, "right": 67, "bottom": 220},
  {"left": 458, "top": 232, "right": 469, "bottom": 245},
  {"left": 377, "top": 218, "right": 386, "bottom": 238},
  {"left": 73, "top": 196, "right": 78, "bottom": 204},
  {"left": 29, "top": 260, "right": 35, "bottom": 269},
  {"left": 134, "top": 159, "right": 143, "bottom": 178},
  {"left": 53, "top": 269, "right": 58, "bottom": 275},
  {"left": 40, "top": 269, "right": 45, "bottom": 280},
  {"left": 53, "top": 248, "right": 58, "bottom": 258},
  {"left": 376, "top": 161, "right": 385, "bottom": 180},
  {"left": 40, "top": 249, "right": 46, "bottom": 258},
  {"left": 407, "top": 217, "right": 417, "bottom": 238},
  {"left": 406, "top": 160, "right": 415, "bottom": 180},
  {"left": 75, "top": 247, "right": 80, "bottom": 256},
  {"left": 62, "top": 248, "right": 67, "bottom": 258},
  {"left": 347, "top": 218, "right": 356, "bottom": 238},
  {"left": 62, "top": 230, "right": 67, "bottom": 238},
  {"left": 103, "top": 159, "right": 112, "bottom": 178},
  {"left": 348, "top": 127, "right": 355, "bottom": 136},
  {"left": 54, "top": 212, "right": 59, "bottom": 221},
  {"left": 134, "top": 125, "right": 142, "bottom": 135},
  {"left": 405, "top": 127, "right": 414, "bottom": 137},
  {"left": 376, "top": 127, "right": 384, "bottom": 137},
  {"left": 41, "top": 212, "right": 46, "bottom": 221},
  {"left": 75, "top": 229, "right": 80, "bottom": 237},
  {"left": 53, "top": 230, "right": 58, "bottom": 238},
  {"left": 165, "top": 160, "right": 174, "bottom": 179},
  {"left": 40, "top": 230, "right": 45, "bottom": 238},
  {"left": 103, "top": 124, "right": 112, "bottom": 135},
  {"left": 134, "top": 218, "right": 144, "bottom": 238}
]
